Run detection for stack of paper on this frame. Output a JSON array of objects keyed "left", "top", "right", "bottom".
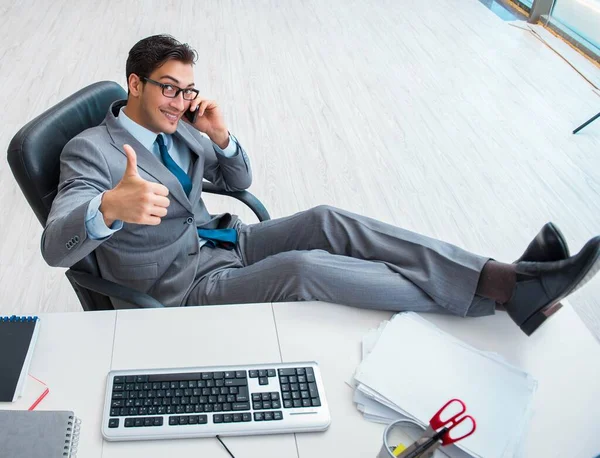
[{"left": 351, "top": 313, "right": 537, "bottom": 458}]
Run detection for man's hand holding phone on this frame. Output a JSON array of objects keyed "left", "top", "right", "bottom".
[
  {"left": 184, "top": 96, "right": 229, "bottom": 149},
  {"left": 100, "top": 144, "right": 170, "bottom": 227}
]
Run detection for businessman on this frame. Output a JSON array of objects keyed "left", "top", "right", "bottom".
[{"left": 42, "top": 35, "right": 600, "bottom": 336}]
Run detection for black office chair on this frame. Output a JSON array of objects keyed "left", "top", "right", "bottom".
[{"left": 7, "top": 81, "right": 270, "bottom": 312}]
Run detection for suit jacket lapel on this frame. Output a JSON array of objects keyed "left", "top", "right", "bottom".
[{"left": 104, "top": 102, "right": 192, "bottom": 212}]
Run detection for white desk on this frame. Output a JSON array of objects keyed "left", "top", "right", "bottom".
[
  {"left": 26, "top": 301, "right": 600, "bottom": 458},
  {"left": 27, "top": 311, "right": 116, "bottom": 458}
]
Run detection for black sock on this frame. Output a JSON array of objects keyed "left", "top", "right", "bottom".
[{"left": 475, "top": 261, "right": 517, "bottom": 304}]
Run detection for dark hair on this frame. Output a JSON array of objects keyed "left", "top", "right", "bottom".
[{"left": 126, "top": 34, "right": 197, "bottom": 83}]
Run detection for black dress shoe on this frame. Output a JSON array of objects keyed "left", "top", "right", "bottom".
[
  {"left": 515, "top": 222, "right": 570, "bottom": 263},
  {"left": 505, "top": 236, "right": 600, "bottom": 336}
]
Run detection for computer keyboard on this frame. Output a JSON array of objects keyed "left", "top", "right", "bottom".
[{"left": 101, "top": 362, "right": 330, "bottom": 441}]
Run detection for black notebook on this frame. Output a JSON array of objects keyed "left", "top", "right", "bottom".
[
  {"left": 0, "top": 316, "right": 41, "bottom": 402},
  {"left": 0, "top": 410, "right": 81, "bottom": 458}
]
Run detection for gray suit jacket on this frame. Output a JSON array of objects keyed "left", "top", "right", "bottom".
[{"left": 41, "top": 100, "right": 252, "bottom": 308}]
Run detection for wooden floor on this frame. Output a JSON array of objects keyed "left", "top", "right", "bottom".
[{"left": 1, "top": 0, "right": 599, "bottom": 340}]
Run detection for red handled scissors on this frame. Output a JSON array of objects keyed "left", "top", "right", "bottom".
[
  {"left": 396, "top": 399, "right": 476, "bottom": 458},
  {"left": 427, "top": 398, "right": 476, "bottom": 445}
]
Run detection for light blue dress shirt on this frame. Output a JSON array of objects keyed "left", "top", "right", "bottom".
[{"left": 85, "top": 107, "right": 238, "bottom": 240}]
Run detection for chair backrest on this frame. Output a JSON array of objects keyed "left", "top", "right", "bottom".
[{"left": 7, "top": 81, "right": 127, "bottom": 311}]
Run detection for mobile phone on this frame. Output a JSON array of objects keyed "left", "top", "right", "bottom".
[{"left": 185, "top": 107, "right": 199, "bottom": 124}]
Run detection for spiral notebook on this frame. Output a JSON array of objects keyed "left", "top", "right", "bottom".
[
  {"left": 0, "top": 315, "right": 40, "bottom": 402},
  {"left": 0, "top": 410, "right": 81, "bottom": 458}
]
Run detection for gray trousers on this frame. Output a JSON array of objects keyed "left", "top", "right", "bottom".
[{"left": 186, "top": 205, "right": 496, "bottom": 317}]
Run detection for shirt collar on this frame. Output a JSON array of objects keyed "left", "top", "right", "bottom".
[{"left": 118, "top": 106, "right": 172, "bottom": 152}]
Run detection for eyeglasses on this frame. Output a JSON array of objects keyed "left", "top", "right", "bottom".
[{"left": 141, "top": 77, "right": 200, "bottom": 101}]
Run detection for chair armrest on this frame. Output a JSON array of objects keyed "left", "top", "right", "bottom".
[
  {"left": 203, "top": 182, "right": 271, "bottom": 222},
  {"left": 67, "top": 270, "right": 164, "bottom": 309}
]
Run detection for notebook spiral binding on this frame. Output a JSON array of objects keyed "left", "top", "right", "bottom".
[
  {"left": 64, "top": 416, "right": 82, "bottom": 457},
  {"left": 0, "top": 315, "right": 39, "bottom": 322}
]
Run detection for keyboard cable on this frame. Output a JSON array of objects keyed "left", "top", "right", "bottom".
[{"left": 216, "top": 435, "right": 236, "bottom": 458}]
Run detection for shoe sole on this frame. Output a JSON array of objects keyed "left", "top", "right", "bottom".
[{"left": 521, "top": 243, "right": 600, "bottom": 336}]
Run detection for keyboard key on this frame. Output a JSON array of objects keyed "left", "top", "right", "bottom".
[
  {"left": 253, "top": 401, "right": 263, "bottom": 410},
  {"left": 267, "top": 369, "right": 276, "bottom": 377},
  {"left": 179, "top": 416, "right": 188, "bottom": 425},
  {"left": 282, "top": 392, "right": 292, "bottom": 400},
  {"left": 291, "top": 384, "right": 299, "bottom": 391},
  {"left": 263, "top": 401, "right": 272, "bottom": 409},
  {"left": 252, "top": 393, "right": 262, "bottom": 402},
  {"left": 135, "top": 418, "right": 143, "bottom": 427},
  {"left": 297, "top": 368, "right": 306, "bottom": 376},
  {"left": 144, "top": 418, "right": 152, "bottom": 426},
  {"left": 108, "top": 418, "right": 119, "bottom": 428},
  {"left": 233, "top": 413, "right": 243, "bottom": 422},
  {"left": 202, "top": 373, "right": 213, "bottom": 380},
  {"left": 312, "top": 398, "right": 321, "bottom": 407},
  {"left": 299, "top": 383, "right": 308, "bottom": 391},
  {"left": 264, "top": 412, "right": 274, "bottom": 421},
  {"left": 235, "top": 371, "right": 246, "bottom": 379},
  {"left": 302, "top": 399, "right": 311, "bottom": 407},
  {"left": 280, "top": 376, "right": 289, "bottom": 384},
  {"left": 232, "top": 402, "right": 250, "bottom": 411},
  {"left": 261, "top": 393, "right": 270, "bottom": 401},
  {"left": 223, "top": 414, "right": 233, "bottom": 423},
  {"left": 284, "top": 400, "right": 293, "bottom": 408},
  {"left": 258, "top": 370, "right": 267, "bottom": 377},
  {"left": 135, "top": 376, "right": 148, "bottom": 383},
  {"left": 114, "top": 376, "right": 125, "bottom": 384},
  {"left": 281, "top": 384, "right": 290, "bottom": 392},
  {"left": 189, "top": 415, "right": 198, "bottom": 424},
  {"left": 254, "top": 412, "right": 264, "bottom": 421},
  {"left": 305, "top": 368, "right": 314, "bottom": 376},
  {"left": 110, "top": 408, "right": 120, "bottom": 416},
  {"left": 242, "top": 413, "right": 251, "bottom": 422},
  {"left": 301, "top": 391, "right": 310, "bottom": 399},
  {"left": 169, "top": 416, "right": 178, "bottom": 426},
  {"left": 225, "top": 379, "right": 247, "bottom": 387},
  {"left": 214, "top": 414, "right": 223, "bottom": 423},
  {"left": 297, "top": 375, "right": 307, "bottom": 383},
  {"left": 271, "top": 392, "right": 280, "bottom": 401},
  {"left": 259, "top": 377, "right": 268, "bottom": 386},
  {"left": 293, "top": 400, "right": 302, "bottom": 408},
  {"left": 224, "top": 371, "right": 235, "bottom": 379},
  {"left": 113, "top": 384, "right": 124, "bottom": 391},
  {"left": 125, "top": 418, "right": 134, "bottom": 427},
  {"left": 249, "top": 370, "right": 259, "bottom": 378},
  {"left": 278, "top": 368, "right": 296, "bottom": 376},
  {"left": 272, "top": 401, "right": 281, "bottom": 409},
  {"left": 199, "top": 415, "right": 207, "bottom": 424},
  {"left": 154, "top": 417, "right": 163, "bottom": 426},
  {"left": 273, "top": 411, "right": 283, "bottom": 420},
  {"left": 213, "top": 372, "right": 224, "bottom": 380},
  {"left": 289, "top": 375, "right": 298, "bottom": 383}
]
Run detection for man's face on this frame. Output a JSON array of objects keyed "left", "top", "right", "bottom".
[{"left": 133, "top": 59, "right": 195, "bottom": 134}]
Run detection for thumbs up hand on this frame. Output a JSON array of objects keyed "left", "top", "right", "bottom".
[{"left": 100, "top": 144, "right": 170, "bottom": 226}]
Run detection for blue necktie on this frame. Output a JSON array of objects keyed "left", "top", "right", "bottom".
[
  {"left": 156, "top": 134, "right": 192, "bottom": 196},
  {"left": 155, "top": 134, "right": 237, "bottom": 249}
]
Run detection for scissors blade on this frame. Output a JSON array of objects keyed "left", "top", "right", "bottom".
[{"left": 397, "top": 428, "right": 447, "bottom": 458}]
